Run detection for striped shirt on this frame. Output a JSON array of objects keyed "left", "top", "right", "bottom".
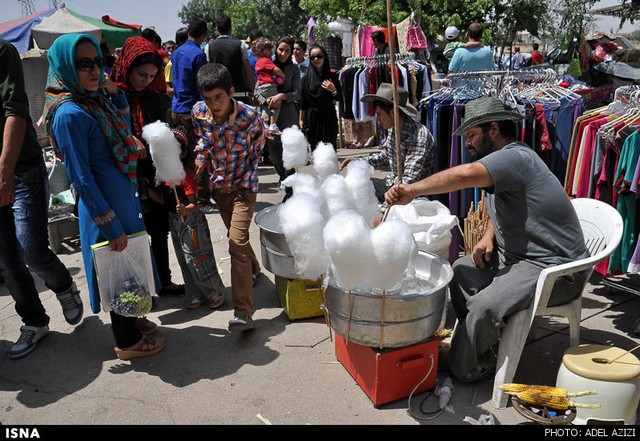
[
  {"left": 192, "top": 99, "right": 265, "bottom": 193},
  {"left": 367, "top": 117, "right": 435, "bottom": 187}
]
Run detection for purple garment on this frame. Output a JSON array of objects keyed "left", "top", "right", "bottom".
[{"left": 307, "top": 17, "right": 317, "bottom": 46}]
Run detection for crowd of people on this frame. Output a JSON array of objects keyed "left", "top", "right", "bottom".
[{"left": 1, "top": 14, "right": 590, "bottom": 391}]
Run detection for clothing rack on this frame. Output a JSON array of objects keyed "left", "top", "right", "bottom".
[{"left": 345, "top": 52, "right": 416, "bottom": 67}]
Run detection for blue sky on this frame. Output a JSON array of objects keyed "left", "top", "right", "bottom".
[{"left": 0, "top": 0, "right": 636, "bottom": 44}]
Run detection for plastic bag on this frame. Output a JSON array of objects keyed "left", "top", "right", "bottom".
[{"left": 108, "top": 251, "right": 152, "bottom": 317}]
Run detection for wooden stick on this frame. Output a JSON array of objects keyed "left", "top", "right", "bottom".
[
  {"left": 385, "top": 0, "right": 403, "bottom": 185},
  {"left": 173, "top": 185, "right": 184, "bottom": 222}
]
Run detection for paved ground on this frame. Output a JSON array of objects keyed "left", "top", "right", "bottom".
[{"left": 0, "top": 147, "right": 639, "bottom": 427}]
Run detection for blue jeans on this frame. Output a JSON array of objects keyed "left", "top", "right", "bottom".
[{"left": 0, "top": 156, "right": 73, "bottom": 326}]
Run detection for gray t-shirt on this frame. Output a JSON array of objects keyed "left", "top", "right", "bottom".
[{"left": 478, "top": 142, "right": 589, "bottom": 266}]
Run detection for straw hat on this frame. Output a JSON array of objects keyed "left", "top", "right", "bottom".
[
  {"left": 453, "top": 97, "right": 524, "bottom": 136},
  {"left": 361, "top": 83, "right": 417, "bottom": 118}
]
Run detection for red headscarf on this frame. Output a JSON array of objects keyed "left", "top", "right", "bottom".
[{"left": 111, "top": 36, "right": 166, "bottom": 137}]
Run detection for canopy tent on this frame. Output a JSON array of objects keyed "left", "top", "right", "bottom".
[
  {"left": 32, "top": 7, "right": 141, "bottom": 50},
  {"left": 589, "top": 3, "right": 640, "bottom": 21},
  {"left": 0, "top": 8, "right": 56, "bottom": 54},
  {"left": 0, "top": 6, "right": 141, "bottom": 54}
]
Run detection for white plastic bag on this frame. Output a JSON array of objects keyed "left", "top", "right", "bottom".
[
  {"left": 107, "top": 251, "right": 152, "bottom": 317},
  {"left": 387, "top": 199, "right": 458, "bottom": 260}
]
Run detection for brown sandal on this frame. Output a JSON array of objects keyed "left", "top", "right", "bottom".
[{"left": 115, "top": 336, "right": 166, "bottom": 361}]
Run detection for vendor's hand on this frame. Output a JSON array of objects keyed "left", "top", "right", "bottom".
[
  {"left": 340, "top": 156, "right": 356, "bottom": 171},
  {"left": 109, "top": 233, "right": 128, "bottom": 252},
  {"left": 133, "top": 137, "right": 148, "bottom": 159},
  {"left": 176, "top": 202, "right": 187, "bottom": 216},
  {"left": 471, "top": 238, "right": 494, "bottom": 269},
  {"left": 385, "top": 183, "right": 413, "bottom": 206}
]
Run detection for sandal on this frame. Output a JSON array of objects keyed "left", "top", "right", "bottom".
[
  {"left": 186, "top": 295, "right": 207, "bottom": 310},
  {"left": 209, "top": 292, "right": 224, "bottom": 309},
  {"left": 114, "top": 336, "right": 166, "bottom": 361},
  {"left": 135, "top": 317, "right": 158, "bottom": 335}
]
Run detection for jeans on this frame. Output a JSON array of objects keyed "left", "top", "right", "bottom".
[{"left": 0, "top": 156, "right": 73, "bottom": 326}]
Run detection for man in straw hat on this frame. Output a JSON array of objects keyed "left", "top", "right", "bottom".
[
  {"left": 386, "top": 96, "right": 590, "bottom": 382},
  {"left": 340, "top": 83, "right": 435, "bottom": 203}
]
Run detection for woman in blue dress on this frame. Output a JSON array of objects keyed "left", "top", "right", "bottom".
[{"left": 43, "top": 33, "right": 165, "bottom": 360}]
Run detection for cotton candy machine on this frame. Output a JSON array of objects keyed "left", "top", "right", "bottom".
[
  {"left": 324, "top": 251, "right": 452, "bottom": 348},
  {"left": 254, "top": 204, "right": 298, "bottom": 279}
]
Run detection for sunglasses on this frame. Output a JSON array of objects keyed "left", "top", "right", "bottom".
[
  {"left": 309, "top": 54, "right": 324, "bottom": 61},
  {"left": 74, "top": 57, "right": 105, "bottom": 72}
]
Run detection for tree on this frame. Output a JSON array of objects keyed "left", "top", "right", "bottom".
[{"left": 179, "top": 0, "right": 307, "bottom": 41}]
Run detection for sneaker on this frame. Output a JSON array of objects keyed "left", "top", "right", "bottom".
[
  {"left": 9, "top": 325, "right": 49, "bottom": 359},
  {"left": 228, "top": 316, "right": 254, "bottom": 332},
  {"left": 56, "top": 282, "right": 83, "bottom": 325},
  {"left": 199, "top": 203, "right": 219, "bottom": 214}
]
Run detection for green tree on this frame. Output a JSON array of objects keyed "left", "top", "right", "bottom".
[{"left": 179, "top": 0, "right": 307, "bottom": 41}]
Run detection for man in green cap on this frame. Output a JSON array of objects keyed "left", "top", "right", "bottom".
[{"left": 385, "top": 96, "right": 590, "bottom": 383}]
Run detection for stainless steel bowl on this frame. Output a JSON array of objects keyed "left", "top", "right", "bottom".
[
  {"left": 254, "top": 204, "right": 299, "bottom": 279},
  {"left": 324, "top": 251, "right": 452, "bottom": 348}
]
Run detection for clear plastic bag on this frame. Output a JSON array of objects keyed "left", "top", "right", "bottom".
[{"left": 108, "top": 251, "right": 152, "bottom": 317}]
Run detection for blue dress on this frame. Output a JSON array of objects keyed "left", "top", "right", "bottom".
[{"left": 51, "top": 94, "right": 154, "bottom": 314}]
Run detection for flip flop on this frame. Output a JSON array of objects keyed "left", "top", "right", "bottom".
[
  {"left": 209, "top": 293, "right": 224, "bottom": 309},
  {"left": 115, "top": 336, "right": 166, "bottom": 361},
  {"left": 186, "top": 296, "right": 207, "bottom": 310}
]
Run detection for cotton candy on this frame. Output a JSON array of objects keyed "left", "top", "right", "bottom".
[
  {"left": 281, "top": 126, "right": 309, "bottom": 170},
  {"left": 312, "top": 142, "right": 339, "bottom": 183},
  {"left": 344, "top": 160, "right": 380, "bottom": 227},
  {"left": 369, "top": 219, "right": 418, "bottom": 291},
  {"left": 141, "top": 121, "right": 185, "bottom": 186}
]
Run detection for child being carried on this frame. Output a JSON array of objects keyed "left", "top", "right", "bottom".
[{"left": 253, "top": 37, "right": 285, "bottom": 137}]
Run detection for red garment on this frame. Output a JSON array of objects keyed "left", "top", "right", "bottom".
[
  {"left": 255, "top": 57, "right": 278, "bottom": 85},
  {"left": 111, "top": 36, "right": 167, "bottom": 137},
  {"left": 101, "top": 15, "right": 142, "bottom": 31},
  {"left": 531, "top": 50, "right": 544, "bottom": 65},
  {"left": 534, "top": 104, "right": 552, "bottom": 152}
]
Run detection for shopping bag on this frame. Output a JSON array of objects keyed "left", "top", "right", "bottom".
[
  {"left": 406, "top": 13, "right": 428, "bottom": 51},
  {"left": 92, "top": 232, "right": 156, "bottom": 316},
  {"left": 107, "top": 250, "right": 152, "bottom": 317}
]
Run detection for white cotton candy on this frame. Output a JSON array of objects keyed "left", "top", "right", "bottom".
[
  {"left": 141, "top": 121, "right": 185, "bottom": 186},
  {"left": 282, "top": 173, "right": 325, "bottom": 214},
  {"left": 321, "top": 174, "right": 356, "bottom": 218},
  {"left": 312, "top": 142, "right": 339, "bottom": 183},
  {"left": 278, "top": 193, "right": 329, "bottom": 280},
  {"left": 281, "top": 126, "right": 309, "bottom": 170},
  {"left": 323, "top": 210, "right": 373, "bottom": 291},
  {"left": 344, "top": 160, "right": 380, "bottom": 227},
  {"left": 369, "top": 219, "right": 418, "bottom": 291}
]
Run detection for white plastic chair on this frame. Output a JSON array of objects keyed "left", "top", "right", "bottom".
[{"left": 491, "top": 197, "right": 624, "bottom": 409}]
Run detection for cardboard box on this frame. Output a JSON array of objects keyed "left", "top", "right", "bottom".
[
  {"left": 335, "top": 333, "right": 438, "bottom": 407},
  {"left": 275, "top": 276, "right": 324, "bottom": 320}
]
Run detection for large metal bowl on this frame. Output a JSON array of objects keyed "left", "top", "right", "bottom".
[
  {"left": 254, "top": 204, "right": 299, "bottom": 279},
  {"left": 324, "top": 251, "right": 452, "bottom": 348}
]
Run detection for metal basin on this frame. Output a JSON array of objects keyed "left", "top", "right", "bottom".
[
  {"left": 254, "top": 204, "right": 298, "bottom": 279},
  {"left": 324, "top": 251, "right": 452, "bottom": 348}
]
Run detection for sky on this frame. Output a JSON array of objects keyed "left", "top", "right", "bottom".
[{"left": 0, "top": 0, "right": 637, "bottom": 44}]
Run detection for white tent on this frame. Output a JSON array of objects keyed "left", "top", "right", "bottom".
[{"left": 32, "top": 7, "right": 102, "bottom": 49}]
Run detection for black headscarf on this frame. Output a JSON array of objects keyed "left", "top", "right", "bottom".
[{"left": 304, "top": 44, "right": 331, "bottom": 101}]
